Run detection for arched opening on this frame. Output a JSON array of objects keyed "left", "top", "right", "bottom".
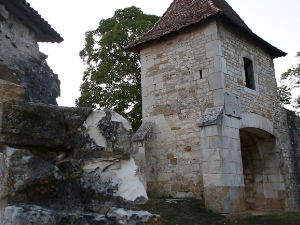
[{"left": 240, "top": 127, "right": 284, "bottom": 213}]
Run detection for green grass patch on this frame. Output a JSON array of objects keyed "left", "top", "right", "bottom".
[{"left": 136, "top": 199, "right": 300, "bottom": 225}]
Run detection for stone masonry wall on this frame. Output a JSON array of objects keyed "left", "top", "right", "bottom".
[
  {"left": 219, "top": 20, "right": 277, "bottom": 122},
  {"left": 219, "top": 20, "right": 300, "bottom": 211},
  {"left": 140, "top": 19, "right": 223, "bottom": 198},
  {"left": 139, "top": 15, "right": 300, "bottom": 213},
  {"left": 274, "top": 101, "right": 300, "bottom": 211},
  {"left": 0, "top": 4, "right": 60, "bottom": 105}
]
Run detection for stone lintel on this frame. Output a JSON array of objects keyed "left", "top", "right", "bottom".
[
  {"left": 197, "top": 106, "right": 224, "bottom": 127},
  {"left": 133, "top": 122, "right": 154, "bottom": 142}
]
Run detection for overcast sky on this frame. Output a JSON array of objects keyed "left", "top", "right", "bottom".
[{"left": 26, "top": 0, "right": 300, "bottom": 107}]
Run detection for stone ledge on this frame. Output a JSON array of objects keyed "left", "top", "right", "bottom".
[
  {"left": 197, "top": 106, "right": 224, "bottom": 127},
  {"left": 133, "top": 122, "right": 154, "bottom": 142}
]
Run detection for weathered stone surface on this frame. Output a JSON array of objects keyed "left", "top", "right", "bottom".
[
  {"left": 82, "top": 110, "right": 133, "bottom": 154},
  {"left": 0, "top": 147, "right": 63, "bottom": 200},
  {"left": 0, "top": 2, "right": 61, "bottom": 105},
  {"left": 197, "top": 106, "right": 224, "bottom": 127},
  {"left": 0, "top": 100, "right": 92, "bottom": 148},
  {"left": 0, "top": 204, "right": 113, "bottom": 225},
  {"left": 76, "top": 157, "right": 148, "bottom": 204},
  {"left": 75, "top": 109, "right": 133, "bottom": 159},
  {"left": 19, "top": 60, "right": 60, "bottom": 105},
  {"left": 224, "top": 94, "right": 242, "bottom": 118},
  {"left": 0, "top": 204, "right": 162, "bottom": 225},
  {"left": 0, "top": 80, "right": 24, "bottom": 102},
  {"left": 0, "top": 2, "right": 158, "bottom": 223},
  {"left": 133, "top": 122, "right": 154, "bottom": 142}
]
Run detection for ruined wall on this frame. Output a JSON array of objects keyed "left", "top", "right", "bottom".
[
  {"left": 0, "top": 100, "right": 161, "bottom": 224},
  {"left": 0, "top": 4, "right": 60, "bottom": 105},
  {"left": 140, "top": 19, "right": 224, "bottom": 198},
  {"left": 273, "top": 102, "right": 300, "bottom": 212}
]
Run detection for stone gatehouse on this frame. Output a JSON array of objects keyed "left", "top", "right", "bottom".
[{"left": 127, "top": 0, "right": 300, "bottom": 214}]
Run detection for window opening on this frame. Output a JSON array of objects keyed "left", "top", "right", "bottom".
[
  {"left": 200, "top": 70, "right": 203, "bottom": 79},
  {"left": 243, "top": 57, "right": 255, "bottom": 90}
]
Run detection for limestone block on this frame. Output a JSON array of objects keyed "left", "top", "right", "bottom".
[
  {"left": 0, "top": 66, "right": 22, "bottom": 84},
  {"left": 204, "top": 186, "right": 246, "bottom": 213},
  {"left": 0, "top": 100, "right": 92, "bottom": 148},
  {"left": 156, "top": 82, "right": 164, "bottom": 90},
  {"left": 157, "top": 173, "right": 170, "bottom": 182},
  {"left": 78, "top": 157, "right": 148, "bottom": 203},
  {"left": 201, "top": 148, "right": 220, "bottom": 162},
  {"left": 0, "top": 79, "right": 24, "bottom": 102},
  {"left": 202, "top": 161, "right": 221, "bottom": 174},
  {"left": 264, "top": 183, "right": 278, "bottom": 199},
  {"left": 220, "top": 136, "right": 229, "bottom": 149},
  {"left": 82, "top": 109, "right": 133, "bottom": 155},
  {"left": 203, "top": 174, "right": 222, "bottom": 187},
  {"left": 0, "top": 147, "right": 63, "bottom": 200},
  {"left": 197, "top": 106, "right": 224, "bottom": 127},
  {"left": 221, "top": 174, "right": 244, "bottom": 187},
  {"left": 213, "top": 89, "right": 224, "bottom": 106},
  {"left": 205, "top": 40, "right": 220, "bottom": 58},
  {"left": 199, "top": 136, "right": 210, "bottom": 149},
  {"left": 133, "top": 121, "right": 154, "bottom": 142},
  {"left": 204, "top": 22, "right": 218, "bottom": 36},
  {"left": 199, "top": 124, "right": 219, "bottom": 137},
  {"left": 214, "top": 56, "right": 221, "bottom": 73},
  {"left": 221, "top": 161, "right": 237, "bottom": 174},
  {"left": 224, "top": 94, "right": 242, "bottom": 118}
]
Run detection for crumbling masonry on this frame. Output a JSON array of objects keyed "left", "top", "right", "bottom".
[
  {"left": 127, "top": 0, "right": 300, "bottom": 215},
  {"left": 0, "top": 0, "right": 161, "bottom": 224}
]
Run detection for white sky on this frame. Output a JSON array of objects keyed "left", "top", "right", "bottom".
[{"left": 25, "top": 0, "right": 300, "bottom": 107}]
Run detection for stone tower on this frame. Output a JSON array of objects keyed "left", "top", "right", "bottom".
[{"left": 127, "top": 0, "right": 300, "bottom": 215}]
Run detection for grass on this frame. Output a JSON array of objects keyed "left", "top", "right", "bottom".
[{"left": 136, "top": 198, "right": 300, "bottom": 225}]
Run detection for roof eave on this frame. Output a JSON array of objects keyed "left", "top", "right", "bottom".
[
  {"left": 0, "top": 0, "right": 63, "bottom": 43},
  {"left": 217, "top": 13, "right": 286, "bottom": 59},
  {"left": 127, "top": 13, "right": 287, "bottom": 59}
]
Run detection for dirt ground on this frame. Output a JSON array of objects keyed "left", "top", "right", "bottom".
[{"left": 136, "top": 198, "right": 300, "bottom": 225}]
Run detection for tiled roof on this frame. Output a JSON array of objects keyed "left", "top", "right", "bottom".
[
  {"left": 126, "top": 0, "right": 286, "bottom": 58},
  {"left": 0, "top": 0, "right": 63, "bottom": 43}
]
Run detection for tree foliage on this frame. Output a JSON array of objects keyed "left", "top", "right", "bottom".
[
  {"left": 278, "top": 52, "right": 300, "bottom": 111},
  {"left": 76, "top": 6, "right": 159, "bottom": 131}
]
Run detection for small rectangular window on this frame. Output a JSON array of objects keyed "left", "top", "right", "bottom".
[
  {"left": 200, "top": 70, "right": 203, "bottom": 79},
  {"left": 243, "top": 57, "right": 255, "bottom": 90}
]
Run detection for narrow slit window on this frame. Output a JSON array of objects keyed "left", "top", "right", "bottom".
[
  {"left": 243, "top": 57, "right": 255, "bottom": 90},
  {"left": 200, "top": 70, "right": 203, "bottom": 79}
]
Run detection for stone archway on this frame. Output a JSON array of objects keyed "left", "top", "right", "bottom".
[{"left": 240, "top": 127, "right": 284, "bottom": 212}]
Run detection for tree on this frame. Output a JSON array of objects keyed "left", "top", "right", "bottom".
[
  {"left": 278, "top": 52, "right": 300, "bottom": 111},
  {"left": 76, "top": 7, "right": 159, "bottom": 131}
]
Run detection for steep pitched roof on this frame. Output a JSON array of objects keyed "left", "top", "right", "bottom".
[
  {"left": 126, "top": 0, "right": 286, "bottom": 58},
  {"left": 0, "top": 0, "right": 63, "bottom": 43}
]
